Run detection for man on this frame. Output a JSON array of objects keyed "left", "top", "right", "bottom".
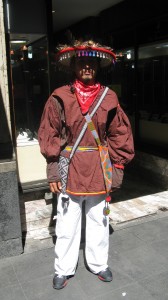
[{"left": 38, "top": 40, "right": 134, "bottom": 290}]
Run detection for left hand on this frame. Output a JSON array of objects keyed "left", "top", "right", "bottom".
[{"left": 49, "top": 181, "right": 62, "bottom": 193}]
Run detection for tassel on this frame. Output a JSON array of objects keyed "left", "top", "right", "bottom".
[
  {"left": 104, "top": 201, "right": 110, "bottom": 216},
  {"left": 103, "top": 194, "right": 111, "bottom": 216}
]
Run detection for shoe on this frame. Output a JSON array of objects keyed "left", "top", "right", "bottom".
[
  {"left": 53, "top": 274, "right": 68, "bottom": 289},
  {"left": 97, "top": 268, "right": 113, "bottom": 282}
]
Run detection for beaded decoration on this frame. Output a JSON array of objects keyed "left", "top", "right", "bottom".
[{"left": 56, "top": 40, "right": 116, "bottom": 70}]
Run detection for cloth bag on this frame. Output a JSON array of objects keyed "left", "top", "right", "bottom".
[
  {"left": 58, "top": 156, "right": 70, "bottom": 194},
  {"left": 98, "top": 145, "right": 112, "bottom": 194},
  {"left": 84, "top": 113, "right": 112, "bottom": 195},
  {"left": 58, "top": 87, "right": 109, "bottom": 194}
]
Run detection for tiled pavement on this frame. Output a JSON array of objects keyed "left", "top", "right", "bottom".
[
  {"left": 1, "top": 169, "right": 168, "bottom": 299},
  {"left": 1, "top": 210, "right": 168, "bottom": 299},
  {"left": 19, "top": 170, "right": 168, "bottom": 251}
]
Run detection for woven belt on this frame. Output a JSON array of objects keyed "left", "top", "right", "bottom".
[{"left": 64, "top": 146, "right": 98, "bottom": 152}]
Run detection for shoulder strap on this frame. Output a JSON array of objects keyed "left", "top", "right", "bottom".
[
  {"left": 70, "top": 87, "right": 109, "bottom": 159},
  {"left": 84, "top": 113, "right": 101, "bottom": 145},
  {"left": 90, "top": 87, "right": 109, "bottom": 118}
]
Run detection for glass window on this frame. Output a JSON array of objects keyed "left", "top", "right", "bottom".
[
  {"left": 112, "top": 48, "right": 135, "bottom": 115},
  {"left": 138, "top": 41, "right": 168, "bottom": 151},
  {"left": 138, "top": 41, "right": 168, "bottom": 117},
  {"left": 10, "top": 36, "right": 49, "bottom": 146}
]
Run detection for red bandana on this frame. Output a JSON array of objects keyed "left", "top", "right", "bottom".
[{"left": 74, "top": 80, "right": 101, "bottom": 114}]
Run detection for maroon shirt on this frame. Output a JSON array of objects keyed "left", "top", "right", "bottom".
[{"left": 38, "top": 85, "right": 134, "bottom": 195}]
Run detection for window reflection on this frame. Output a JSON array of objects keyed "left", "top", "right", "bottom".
[
  {"left": 138, "top": 40, "right": 168, "bottom": 122},
  {"left": 10, "top": 36, "right": 49, "bottom": 146},
  {"left": 112, "top": 48, "right": 135, "bottom": 116}
]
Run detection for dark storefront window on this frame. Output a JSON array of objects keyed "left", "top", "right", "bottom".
[
  {"left": 115, "top": 48, "right": 135, "bottom": 110},
  {"left": 138, "top": 41, "right": 168, "bottom": 115},
  {"left": 137, "top": 41, "right": 168, "bottom": 153},
  {"left": 108, "top": 48, "right": 136, "bottom": 133},
  {"left": 10, "top": 36, "right": 49, "bottom": 146},
  {"left": 110, "top": 41, "right": 168, "bottom": 154}
]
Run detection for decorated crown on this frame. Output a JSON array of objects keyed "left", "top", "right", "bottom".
[{"left": 55, "top": 40, "right": 116, "bottom": 69}]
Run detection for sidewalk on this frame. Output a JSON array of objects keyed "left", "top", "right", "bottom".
[
  {"left": 1, "top": 169, "right": 168, "bottom": 300},
  {"left": 0, "top": 208, "right": 168, "bottom": 299},
  {"left": 19, "top": 169, "right": 168, "bottom": 251}
]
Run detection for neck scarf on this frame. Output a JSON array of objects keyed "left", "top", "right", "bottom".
[{"left": 73, "top": 80, "right": 101, "bottom": 114}]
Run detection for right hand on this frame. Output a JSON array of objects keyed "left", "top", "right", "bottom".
[{"left": 49, "top": 181, "right": 62, "bottom": 193}]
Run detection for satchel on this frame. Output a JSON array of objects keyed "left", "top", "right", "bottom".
[
  {"left": 58, "top": 156, "right": 70, "bottom": 194},
  {"left": 98, "top": 145, "right": 112, "bottom": 194},
  {"left": 84, "top": 113, "right": 112, "bottom": 194},
  {"left": 58, "top": 87, "right": 109, "bottom": 194}
]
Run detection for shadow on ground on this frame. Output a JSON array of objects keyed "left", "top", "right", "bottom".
[{"left": 112, "top": 166, "right": 166, "bottom": 204}]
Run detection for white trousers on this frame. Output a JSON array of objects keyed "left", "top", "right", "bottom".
[{"left": 54, "top": 193, "right": 109, "bottom": 276}]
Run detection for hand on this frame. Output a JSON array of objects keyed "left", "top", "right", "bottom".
[{"left": 49, "top": 181, "right": 62, "bottom": 193}]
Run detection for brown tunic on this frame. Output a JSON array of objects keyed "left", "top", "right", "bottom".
[{"left": 38, "top": 85, "right": 134, "bottom": 195}]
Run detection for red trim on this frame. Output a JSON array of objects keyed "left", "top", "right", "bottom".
[
  {"left": 113, "top": 164, "right": 124, "bottom": 169},
  {"left": 57, "top": 46, "right": 116, "bottom": 60}
]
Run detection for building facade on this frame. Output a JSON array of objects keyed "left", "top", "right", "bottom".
[{"left": 0, "top": 0, "right": 23, "bottom": 257}]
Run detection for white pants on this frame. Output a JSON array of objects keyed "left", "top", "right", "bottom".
[{"left": 54, "top": 193, "right": 109, "bottom": 276}]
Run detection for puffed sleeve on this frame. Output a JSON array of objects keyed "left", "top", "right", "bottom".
[
  {"left": 38, "top": 95, "right": 61, "bottom": 182},
  {"left": 38, "top": 96, "right": 61, "bottom": 160},
  {"left": 106, "top": 104, "right": 134, "bottom": 191},
  {"left": 107, "top": 104, "right": 135, "bottom": 166}
]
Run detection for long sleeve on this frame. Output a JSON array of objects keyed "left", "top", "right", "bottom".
[
  {"left": 38, "top": 96, "right": 61, "bottom": 160},
  {"left": 107, "top": 104, "right": 135, "bottom": 166},
  {"left": 38, "top": 95, "right": 61, "bottom": 182}
]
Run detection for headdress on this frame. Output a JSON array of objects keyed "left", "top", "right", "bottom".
[{"left": 55, "top": 40, "right": 116, "bottom": 71}]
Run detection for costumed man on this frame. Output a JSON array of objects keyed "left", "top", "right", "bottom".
[{"left": 38, "top": 39, "right": 134, "bottom": 290}]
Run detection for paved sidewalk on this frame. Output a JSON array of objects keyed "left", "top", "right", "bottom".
[
  {"left": 0, "top": 210, "right": 168, "bottom": 300},
  {"left": 19, "top": 169, "right": 168, "bottom": 248}
]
